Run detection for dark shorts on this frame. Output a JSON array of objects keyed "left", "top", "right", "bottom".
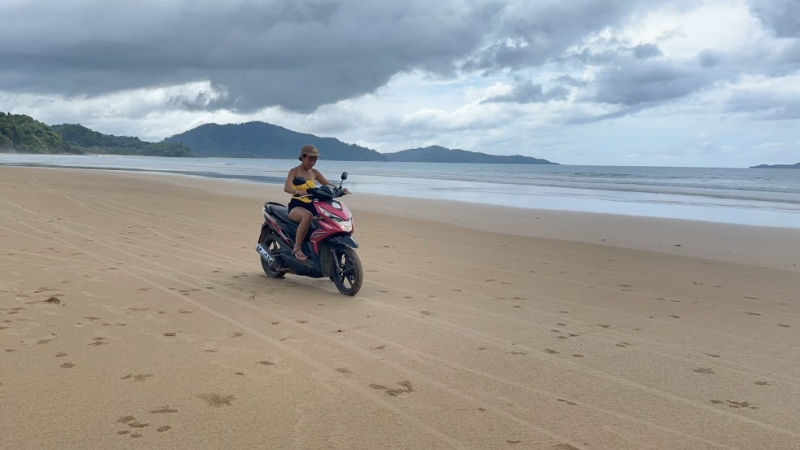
[{"left": 288, "top": 199, "right": 318, "bottom": 217}]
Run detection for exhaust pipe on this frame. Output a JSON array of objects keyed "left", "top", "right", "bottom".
[{"left": 255, "top": 243, "right": 277, "bottom": 265}]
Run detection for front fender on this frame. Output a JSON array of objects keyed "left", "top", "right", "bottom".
[{"left": 329, "top": 234, "right": 359, "bottom": 249}]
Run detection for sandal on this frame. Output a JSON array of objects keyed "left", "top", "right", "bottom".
[{"left": 293, "top": 249, "right": 309, "bottom": 262}]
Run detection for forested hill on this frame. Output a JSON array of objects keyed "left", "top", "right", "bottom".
[
  {"left": 0, "top": 113, "right": 77, "bottom": 154},
  {"left": 52, "top": 124, "right": 194, "bottom": 157},
  {"left": 0, "top": 113, "right": 194, "bottom": 157},
  {"left": 384, "top": 146, "right": 557, "bottom": 164},
  {"left": 162, "top": 122, "right": 385, "bottom": 161}
]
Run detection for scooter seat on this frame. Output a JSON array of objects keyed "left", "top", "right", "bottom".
[
  {"left": 266, "top": 202, "right": 291, "bottom": 223},
  {"left": 265, "top": 202, "right": 314, "bottom": 242}
]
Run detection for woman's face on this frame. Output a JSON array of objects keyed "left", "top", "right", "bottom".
[{"left": 302, "top": 155, "right": 318, "bottom": 169}]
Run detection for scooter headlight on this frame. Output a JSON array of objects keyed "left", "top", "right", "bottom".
[
  {"left": 337, "top": 219, "right": 353, "bottom": 232},
  {"left": 321, "top": 209, "right": 353, "bottom": 232}
]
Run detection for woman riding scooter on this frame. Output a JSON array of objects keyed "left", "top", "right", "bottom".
[{"left": 284, "top": 145, "right": 349, "bottom": 262}]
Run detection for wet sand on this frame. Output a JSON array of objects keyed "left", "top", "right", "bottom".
[{"left": 1, "top": 166, "right": 800, "bottom": 449}]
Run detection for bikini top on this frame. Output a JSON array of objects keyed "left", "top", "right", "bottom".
[{"left": 291, "top": 179, "right": 316, "bottom": 204}]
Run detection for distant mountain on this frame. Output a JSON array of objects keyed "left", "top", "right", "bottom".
[
  {"left": 0, "top": 113, "right": 78, "bottom": 154},
  {"left": 384, "top": 146, "right": 557, "bottom": 164},
  {"left": 163, "top": 122, "right": 386, "bottom": 161},
  {"left": 750, "top": 162, "right": 800, "bottom": 169},
  {"left": 53, "top": 124, "right": 194, "bottom": 157}
]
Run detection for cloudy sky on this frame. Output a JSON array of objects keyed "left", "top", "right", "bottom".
[{"left": 2, "top": 0, "right": 799, "bottom": 166}]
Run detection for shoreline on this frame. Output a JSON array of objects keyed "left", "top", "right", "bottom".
[
  {"left": 3, "top": 156, "right": 800, "bottom": 230},
  {"left": 5, "top": 165, "right": 800, "bottom": 271},
  {"left": 132, "top": 168, "right": 800, "bottom": 272}
]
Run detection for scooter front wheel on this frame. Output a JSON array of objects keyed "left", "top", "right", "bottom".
[{"left": 332, "top": 247, "right": 363, "bottom": 296}]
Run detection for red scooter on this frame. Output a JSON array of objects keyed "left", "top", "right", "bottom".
[{"left": 256, "top": 172, "right": 363, "bottom": 295}]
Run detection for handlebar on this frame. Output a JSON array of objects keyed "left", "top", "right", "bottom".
[{"left": 303, "top": 186, "right": 349, "bottom": 199}]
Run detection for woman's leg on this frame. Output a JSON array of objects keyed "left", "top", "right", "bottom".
[{"left": 288, "top": 207, "right": 313, "bottom": 260}]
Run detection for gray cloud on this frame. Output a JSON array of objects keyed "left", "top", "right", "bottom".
[
  {"left": 0, "top": 0, "right": 659, "bottom": 113},
  {"left": 484, "top": 80, "right": 570, "bottom": 104},
  {"left": 591, "top": 56, "right": 717, "bottom": 106},
  {"left": 750, "top": 0, "right": 800, "bottom": 37},
  {"left": 632, "top": 44, "right": 663, "bottom": 59},
  {"left": 0, "top": 0, "right": 502, "bottom": 113},
  {"left": 2, "top": 0, "right": 799, "bottom": 123},
  {"left": 726, "top": 89, "right": 800, "bottom": 120},
  {"left": 461, "top": 0, "right": 647, "bottom": 72}
]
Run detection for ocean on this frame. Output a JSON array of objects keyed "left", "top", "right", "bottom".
[{"left": 2, "top": 154, "right": 800, "bottom": 229}]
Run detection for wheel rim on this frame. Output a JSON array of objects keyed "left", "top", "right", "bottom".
[{"left": 337, "top": 252, "right": 357, "bottom": 289}]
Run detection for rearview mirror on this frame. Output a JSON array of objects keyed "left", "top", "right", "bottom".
[
  {"left": 292, "top": 176, "right": 306, "bottom": 185},
  {"left": 341, "top": 172, "right": 348, "bottom": 180}
]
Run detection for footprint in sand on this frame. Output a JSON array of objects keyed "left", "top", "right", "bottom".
[
  {"left": 693, "top": 368, "right": 715, "bottom": 375},
  {"left": 157, "top": 425, "right": 171, "bottom": 432},
  {"left": 88, "top": 337, "right": 109, "bottom": 346},
  {"left": 149, "top": 405, "right": 178, "bottom": 414},
  {"left": 370, "top": 381, "right": 413, "bottom": 397},
  {"left": 711, "top": 399, "right": 757, "bottom": 410},
  {"left": 335, "top": 368, "right": 352, "bottom": 374},
  {"left": 61, "top": 362, "right": 75, "bottom": 369},
  {"left": 198, "top": 393, "right": 235, "bottom": 407},
  {"left": 755, "top": 381, "right": 770, "bottom": 386},
  {"left": 120, "top": 374, "right": 154, "bottom": 382}
]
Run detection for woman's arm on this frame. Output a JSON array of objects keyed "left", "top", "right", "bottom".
[
  {"left": 284, "top": 168, "right": 305, "bottom": 196},
  {"left": 314, "top": 170, "right": 349, "bottom": 194}
]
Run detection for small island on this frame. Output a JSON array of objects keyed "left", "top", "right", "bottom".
[
  {"left": 385, "top": 145, "right": 556, "bottom": 164},
  {"left": 750, "top": 162, "right": 800, "bottom": 169}
]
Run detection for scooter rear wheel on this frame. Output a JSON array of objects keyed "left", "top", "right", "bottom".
[
  {"left": 332, "top": 247, "right": 363, "bottom": 296},
  {"left": 259, "top": 235, "right": 286, "bottom": 279}
]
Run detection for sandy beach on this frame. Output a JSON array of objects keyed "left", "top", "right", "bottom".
[{"left": 2, "top": 166, "right": 800, "bottom": 449}]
